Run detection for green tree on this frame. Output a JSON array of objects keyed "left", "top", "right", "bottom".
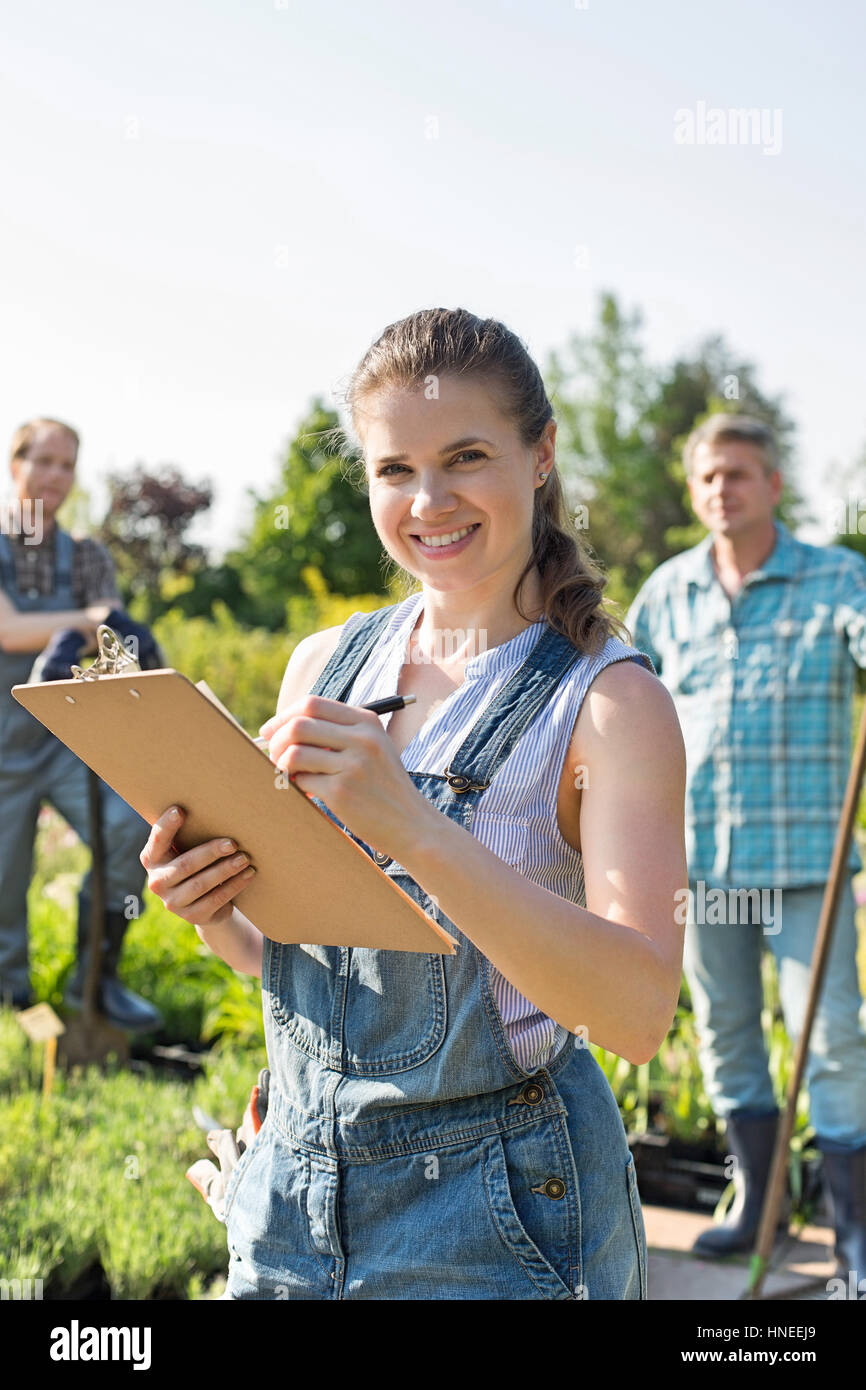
[
  {"left": 651, "top": 336, "right": 801, "bottom": 564},
  {"left": 547, "top": 293, "right": 802, "bottom": 608},
  {"left": 547, "top": 294, "right": 656, "bottom": 607},
  {"left": 96, "top": 463, "right": 213, "bottom": 619},
  {"left": 226, "top": 400, "right": 387, "bottom": 629}
]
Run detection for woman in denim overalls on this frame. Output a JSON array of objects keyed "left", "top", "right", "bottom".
[{"left": 149, "top": 308, "right": 686, "bottom": 1299}]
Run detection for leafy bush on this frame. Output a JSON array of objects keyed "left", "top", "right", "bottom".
[
  {"left": 148, "top": 574, "right": 397, "bottom": 736},
  {"left": 0, "top": 1008, "right": 265, "bottom": 1299}
]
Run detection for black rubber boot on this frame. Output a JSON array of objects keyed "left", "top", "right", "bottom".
[
  {"left": 692, "top": 1109, "right": 785, "bottom": 1257},
  {"left": 816, "top": 1142, "right": 866, "bottom": 1286},
  {"left": 64, "top": 892, "right": 163, "bottom": 1033}
]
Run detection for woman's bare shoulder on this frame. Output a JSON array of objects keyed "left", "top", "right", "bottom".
[
  {"left": 276, "top": 623, "right": 347, "bottom": 712},
  {"left": 571, "top": 654, "right": 683, "bottom": 766}
]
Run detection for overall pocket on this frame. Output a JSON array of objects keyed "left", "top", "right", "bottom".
[
  {"left": 625, "top": 1149, "right": 648, "bottom": 1300},
  {"left": 341, "top": 863, "right": 448, "bottom": 1074},
  {"left": 341, "top": 951, "right": 447, "bottom": 1074},
  {"left": 481, "top": 1116, "right": 581, "bottom": 1300},
  {"left": 264, "top": 871, "right": 448, "bottom": 1075},
  {"left": 222, "top": 1119, "right": 269, "bottom": 1228}
]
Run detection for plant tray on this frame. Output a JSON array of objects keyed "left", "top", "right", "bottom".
[{"left": 628, "top": 1131, "right": 730, "bottom": 1212}]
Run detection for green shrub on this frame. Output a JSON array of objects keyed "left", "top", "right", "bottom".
[
  {"left": 149, "top": 581, "right": 396, "bottom": 736},
  {"left": 0, "top": 1013, "right": 265, "bottom": 1299}
]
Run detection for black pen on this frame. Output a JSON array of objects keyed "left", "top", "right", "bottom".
[
  {"left": 361, "top": 693, "right": 417, "bottom": 716},
  {"left": 253, "top": 693, "right": 416, "bottom": 748}
]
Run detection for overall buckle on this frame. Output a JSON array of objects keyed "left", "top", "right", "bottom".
[{"left": 443, "top": 765, "right": 490, "bottom": 794}]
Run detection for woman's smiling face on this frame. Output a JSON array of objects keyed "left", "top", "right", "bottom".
[{"left": 358, "top": 375, "right": 554, "bottom": 591}]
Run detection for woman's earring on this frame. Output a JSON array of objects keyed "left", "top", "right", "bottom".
[{"left": 538, "top": 472, "right": 548, "bottom": 482}]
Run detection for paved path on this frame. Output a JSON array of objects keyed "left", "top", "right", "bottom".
[{"left": 644, "top": 1203, "right": 837, "bottom": 1300}]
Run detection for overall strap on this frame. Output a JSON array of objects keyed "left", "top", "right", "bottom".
[
  {"left": 0, "top": 533, "right": 16, "bottom": 593},
  {"left": 0, "top": 528, "right": 75, "bottom": 596},
  {"left": 307, "top": 604, "right": 400, "bottom": 702},
  {"left": 440, "top": 624, "right": 582, "bottom": 794},
  {"left": 54, "top": 529, "right": 75, "bottom": 592},
  {"left": 306, "top": 605, "right": 624, "bottom": 802}
]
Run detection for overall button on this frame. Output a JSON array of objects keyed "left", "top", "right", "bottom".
[
  {"left": 373, "top": 849, "right": 392, "bottom": 866},
  {"left": 507, "top": 1080, "right": 545, "bottom": 1106},
  {"left": 531, "top": 1177, "right": 567, "bottom": 1200}
]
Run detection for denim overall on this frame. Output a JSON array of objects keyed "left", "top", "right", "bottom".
[
  {"left": 0, "top": 528, "right": 149, "bottom": 1001},
  {"left": 224, "top": 605, "right": 648, "bottom": 1300}
]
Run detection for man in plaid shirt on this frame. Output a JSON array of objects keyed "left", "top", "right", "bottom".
[{"left": 628, "top": 414, "right": 866, "bottom": 1286}]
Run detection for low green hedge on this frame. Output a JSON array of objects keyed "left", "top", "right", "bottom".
[{"left": 0, "top": 1009, "right": 266, "bottom": 1299}]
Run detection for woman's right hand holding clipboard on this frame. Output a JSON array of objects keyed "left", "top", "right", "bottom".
[{"left": 139, "top": 805, "right": 257, "bottom": 928}]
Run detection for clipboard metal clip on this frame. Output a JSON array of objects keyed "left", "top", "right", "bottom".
[{"left": 71, "top": 624, "right": 141, "bottom": 681}]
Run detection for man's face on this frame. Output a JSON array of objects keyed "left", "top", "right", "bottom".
[
  {"left": 10, "top": 425, "right": 78, "bottom": 524},
  {"left": 687, "top": 439, "right": 782, "bottom": 541}
]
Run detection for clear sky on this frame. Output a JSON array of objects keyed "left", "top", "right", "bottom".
[{"left": 2, "top": 0, "right": 863, "bottom": 556}]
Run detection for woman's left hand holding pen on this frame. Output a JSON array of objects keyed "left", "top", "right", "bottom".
[{"left": 257, "top": 695, "right": 435, "bottom": 862}]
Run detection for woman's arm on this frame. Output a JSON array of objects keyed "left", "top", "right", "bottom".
[
  {"left": 194, "top": 905, "right": 265, "bottom": 978},
  {"left": 392, "top": 659, "right": 687, "bottom": 1065}
]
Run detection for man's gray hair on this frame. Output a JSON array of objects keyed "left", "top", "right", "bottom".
[{"left": 683, "top": 414, "right": 780, "bottom": 477}]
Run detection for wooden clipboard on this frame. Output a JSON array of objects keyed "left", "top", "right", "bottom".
[{"left": 12, "top": 646, "right": 457, "bottom": 955}]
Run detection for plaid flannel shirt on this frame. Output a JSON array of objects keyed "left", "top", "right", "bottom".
[
  {"left": 627, "top": 520, "right": 866, "bottom": 889},
  {"left": 0, "top": 506, "right": 117, "bottom": 608}
]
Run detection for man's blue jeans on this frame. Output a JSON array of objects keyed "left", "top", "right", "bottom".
[{"left": 682, "top": 878, "right": 866, "bottom": 1149}]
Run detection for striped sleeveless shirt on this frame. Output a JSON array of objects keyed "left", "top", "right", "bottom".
[{"left": 340, "top": 591, "right": 651, "bottom": 1071}]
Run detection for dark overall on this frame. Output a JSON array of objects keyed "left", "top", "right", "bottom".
[
  {"left": 224, "top": 605, "right": 648, "bottom": 1299},
  {"left": 0, "top": 528, "right": 149, "bottom": 1001}
]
